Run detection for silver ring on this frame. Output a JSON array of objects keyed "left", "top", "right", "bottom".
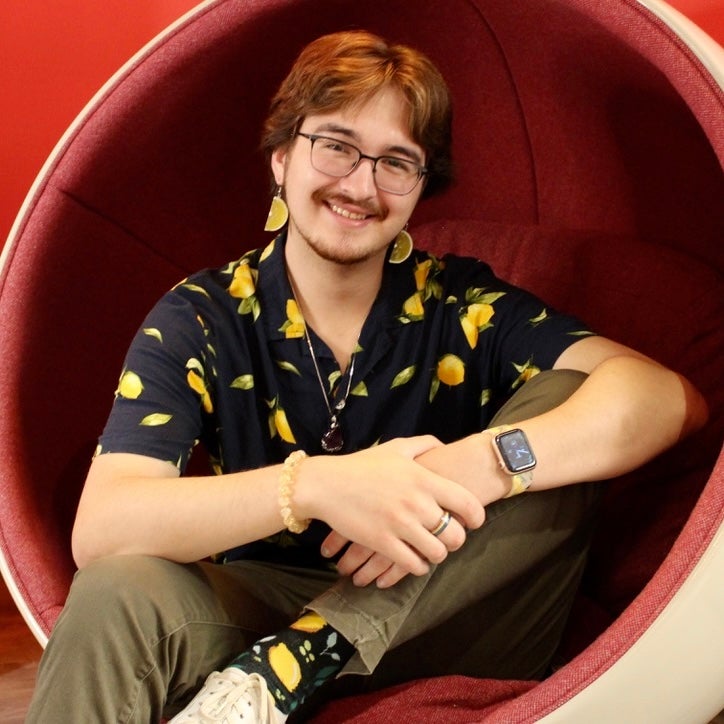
[{"left": 430, "top": 510, "right": 452, "bottom": 537}]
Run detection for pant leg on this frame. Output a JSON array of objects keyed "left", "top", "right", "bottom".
[
  {"left": 26, "top": 555, "right": 337, "bottom": 723},
  {"left": 356, "top": 482, "right": 600, "bottom": 689},
  {"left": 310, "top": 369, "right": 600, "bottom": 681}
]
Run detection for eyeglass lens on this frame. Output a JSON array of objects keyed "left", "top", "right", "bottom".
[{"left": 308, "top": 135, "right": 422, "bottom": 195}]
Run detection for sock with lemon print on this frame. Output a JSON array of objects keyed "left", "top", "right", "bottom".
[{"left": 228, "top": 612, "right": 354, "bottom": 715}]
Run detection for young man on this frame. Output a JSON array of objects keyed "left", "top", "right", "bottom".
[{"left": 27, "top": 31, "right": 707, "bottom": 724}]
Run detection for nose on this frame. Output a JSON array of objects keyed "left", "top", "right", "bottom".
[{"left": 338, "top": 156, "right": 378, "bottom": 198}]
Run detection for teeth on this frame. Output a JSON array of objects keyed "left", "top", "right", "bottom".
[{"left": 330, "top": 204, "right": 367, "bottom": 220}]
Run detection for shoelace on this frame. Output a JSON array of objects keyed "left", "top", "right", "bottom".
[{"left": 197, "top": 671, "right": 274, "bottom": 723}]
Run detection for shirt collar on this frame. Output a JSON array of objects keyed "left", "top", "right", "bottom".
[{"left": 255, "top": 230, "right": 421, "bottom": 347}]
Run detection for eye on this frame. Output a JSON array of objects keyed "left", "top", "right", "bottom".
[
  {"left": 319, "top": 138, "right": 354, "bottom": 155},
  {"left": 379, "top": 157, "right": 416, "bottom": 175}
]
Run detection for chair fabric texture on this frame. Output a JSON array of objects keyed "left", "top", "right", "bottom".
[{"left": 1, "top": 0, "right": 722, "bottom": 720}]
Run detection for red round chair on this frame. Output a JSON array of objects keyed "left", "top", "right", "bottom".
[{"left": 1, "top": 0, "right": 722, "bottom": 721}]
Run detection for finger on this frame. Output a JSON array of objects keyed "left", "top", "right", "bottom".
[
  {"left": 432, "top": 515, "right": 467, "bottom": 552},
  {"left": 381, "top": 539, "right": 431, "bottom": 576},
  {"left": 405, "top": 524, "right": 449, "bottom": 566},
  {"left": 376, "top": 562, "right": 413, "bottom": 589},
  {"left": 351, "top": 513, "right": 471, "bottom": 588},
  {"left": 341, "top": 517, "right": 468, "bottom": 587},
  {"left": 342, "top": 515, "right": 467, "bottom": 580},
  {"left": 374, "top": 518, "right": 468, "bottom": 589},
  {"left": 320, "top": 530, "right": 350, "bottom": 559},
  {"left": 343, "top": 524, "right": 432, "bottom": 576},
  {"left": 329, "top": 526, "right": 431, "bottom": 577},
  {"left": 336, "top": 542, "right": 375, "bottom": 576},
  {"left": 402, "top": 508, "right": 471, "bottom": 566},
  {"left": 373, "top": 518, "right": 470, "bottom": 589},
  {"left": 434, "top": 486, "right": 486, "bottom": 531},
  {"left": 351, "top": 552, "right": 397, "bottom": 587}
]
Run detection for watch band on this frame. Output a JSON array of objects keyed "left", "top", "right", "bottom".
[{"left": 504, "top": 471, "right": 533, "bottom": 497}]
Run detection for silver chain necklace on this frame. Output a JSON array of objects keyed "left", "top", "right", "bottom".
[{"left": 302, "top": 329, "right": 356, "bottom": 453}]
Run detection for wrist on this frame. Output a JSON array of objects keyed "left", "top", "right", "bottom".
[
  {"left": 278, "top": 450, "right": 310, "bottom": 533},
  {"left": 484, "top": 426, "right": 536, "bottom": 497},
  {"left": 288, "top": 453, "right": 326, "bottom": 524},
  {"left": 463, "top": 432, "right": 511, "bottom": 504}
]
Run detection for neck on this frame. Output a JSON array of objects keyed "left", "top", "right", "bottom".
[{"left": 285, "top": 238, "right": 385, "bottom": 371}]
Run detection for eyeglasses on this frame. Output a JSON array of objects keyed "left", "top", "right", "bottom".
[{"left": 296, "top": 132, "right": 427, "bottom": 196}]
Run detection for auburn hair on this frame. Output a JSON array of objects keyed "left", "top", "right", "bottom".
[{"left": 261, "top": 31, "right": 454, "bottom": 198}]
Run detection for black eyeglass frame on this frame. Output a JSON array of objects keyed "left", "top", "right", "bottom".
[{"left": 296, "top": 132, "right": 428, "bottom": 196}]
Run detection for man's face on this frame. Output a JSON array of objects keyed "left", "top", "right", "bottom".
[{"left": 271, "top": 86, "right": 426, "bottom": 266}]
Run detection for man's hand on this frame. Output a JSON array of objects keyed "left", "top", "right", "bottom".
[
  {"left": 325, "top": 435, "right": 504, "bottom": 587},
  {"left": 297, "top": 435, "right": 485, "bottom": 583},
  {"left": 322, "top": 534, "right": 466, "bottom": 589}
]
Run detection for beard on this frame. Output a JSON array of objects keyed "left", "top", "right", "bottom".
[
  {"left": 298, "top": 229, "right": 381, "bottom": 266},
  {"left": 291, "top": 189, "right": 392, "bottom": 266}
]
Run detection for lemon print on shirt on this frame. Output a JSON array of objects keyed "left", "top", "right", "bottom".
[
  {"left": 268, "top": 397, "right": 296, "bottom": 444},
  {"left": 187, "top": 368, "right": 214, "bottom": 414},
  {"left": 228, "top": 258, "right": 260, "bottom": 320},
  {"left": 429, "top": 353, "right": 465, "bottom": 402},
  {"left": 401, "top": 292, "right": 425, "bottom": 321},
  {"left": 460, "top": 303, "right": 495, "bottom": 349},
  {"left": 459, "top": 289, "right": 505, "bottom": 349},
  {"left": 229, "top": 261, "right": 256, "bottom": 299},
  {"left": 279, "top": 299, "right": 306, "bottom": 339},
  {"left": 512, "top": 358, "right": 541, "bottom": 389},
  {"left": 274, "top": 408, "right": 296, "bottom": 443},
  {"left": 399, "top": 255, "right": 445, "bottom": 324},
  {"left": 117, "top": 370, "right": 143, "bottom": 399},
  {"left": 437, "top": 354, "right": 465, "bottom": 386}
]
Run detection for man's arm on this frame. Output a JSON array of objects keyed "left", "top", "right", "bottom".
[
  {"left": 328, "top": 336, "right": 708, "bottom": 586},
  {"left": 72, "top": 453, "right": 290, "bottom": 568},
  {"left": 423, "top": 336, "right": 707, "bottom": 502},
  {"left": 72, "top": 437, "right": 484, "bottom": 573}
]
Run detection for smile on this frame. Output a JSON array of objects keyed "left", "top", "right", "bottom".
[{"left": 329, "top": 204, "right": 369, "bottom": 221}]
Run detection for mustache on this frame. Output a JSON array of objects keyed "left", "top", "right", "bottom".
[{"left": 312, "top": 189, "right": 385, "bottom": 218}]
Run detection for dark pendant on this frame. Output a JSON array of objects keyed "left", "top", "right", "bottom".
[{"left": 321, "top": 416, "right": 344, "bottom": 453}]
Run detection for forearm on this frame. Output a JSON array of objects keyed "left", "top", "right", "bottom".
[
  {"left": 72, "top": 454, "right": 286, "bottom": 568},
  {"left": 518, "top": 356, "right": 706, "bottom": 489},
  {"left": 74, "top": 438, "right": 485, "bottom": 575},
  {"left": 420, "top": 356, "right": 708, "bottom": 505}
]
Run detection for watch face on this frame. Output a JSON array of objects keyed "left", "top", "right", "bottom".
[{"left": 496, "top": 429, "right": 536, "bottom": 473}]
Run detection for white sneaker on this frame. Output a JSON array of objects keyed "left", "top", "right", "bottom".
[{"left": 169, "top": 668, "right": 287, "bottom": 723}]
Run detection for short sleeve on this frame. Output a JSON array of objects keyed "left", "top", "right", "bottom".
[{"left": 96, "top": 287, "right": 215, "bottom": 470}]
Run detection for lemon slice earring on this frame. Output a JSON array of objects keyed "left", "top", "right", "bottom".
[
  {"left": 264, "top": 187, "right": 289, "bottom": 232},
  {"left": 388, "top": 225, "right": 414, "bottom": 263}
]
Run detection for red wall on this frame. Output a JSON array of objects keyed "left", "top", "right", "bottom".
[
  {"left": 668, "top": 0, "right": 724, "bottom": 34},
  {"left": 0, "top": 0, "right": 199, "bottom": 250},
  {"left": 1, "top": 1, "right": 723, "bottom": 251}
]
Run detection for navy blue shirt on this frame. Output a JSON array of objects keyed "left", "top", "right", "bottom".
[{"left": 98, "top": 232, "right": 593, "bottom": 564}]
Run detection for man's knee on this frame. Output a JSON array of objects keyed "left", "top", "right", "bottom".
[
  {"left": 492, "top": 368, "right": 588, "bottom": 425},
  {"left": 60, "top": 555, "right": 189, "bottom": 640}
]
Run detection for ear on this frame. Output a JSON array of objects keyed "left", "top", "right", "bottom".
[{"left": 270, "top": 146, "right": 287, "bottom": 187}]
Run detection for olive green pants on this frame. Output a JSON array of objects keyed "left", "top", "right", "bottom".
[{"left": 27, "top": 370, "right": 601, "bottom": 723}]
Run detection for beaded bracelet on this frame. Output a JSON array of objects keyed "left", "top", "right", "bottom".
[{"left": 278, "top": 450, "right": 310, "bottom": 534}]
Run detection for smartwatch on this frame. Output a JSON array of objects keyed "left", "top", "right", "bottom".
[{"left": 487, "top": 426, "right": 536, "bottom": 497}]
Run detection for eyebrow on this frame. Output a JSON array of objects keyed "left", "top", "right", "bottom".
[{"left": 310, "top": 122, "right": 424, "bottom": 164}]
